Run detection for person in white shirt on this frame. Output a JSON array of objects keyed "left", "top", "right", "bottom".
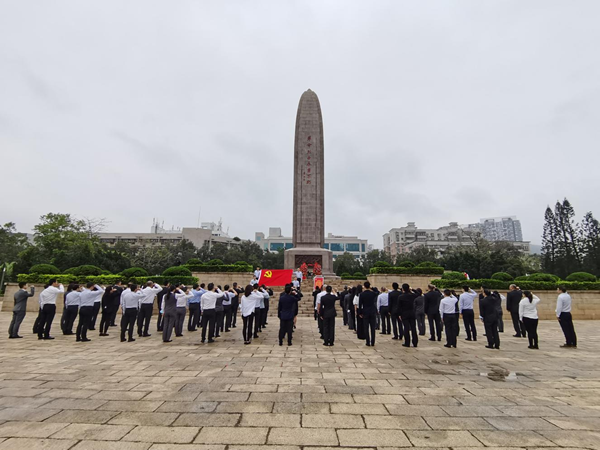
[
  {"left": 253, "top": 285, "right": 266, "bottom": 338},
  {"left": 37, "top": 279, "right": 65, "bottom": 340},
  {"left": 62, "top": 284, "right": 81, "bottom": 336},
  {"left": 120, "top": 284, "right": 144, "bottom": 342},
  {"left": 315, "top": 286, "right": 327, "bottom": 338},
  {"left": 459, "top": 287, "right": 478, "bottom": 341},
  {"left": 240, "top": 284, "right": 257, "bottom": 344},
  {"left": 136, "top": 281, "right": 161, "bottom": 338},
  {"left": 295, "top": 269, "right": 303, "bottom": 284},
  {"left": 250, "top": 277, "right": 258, "bottom": 286},
  {"left": 439, "top": 289, "right": 458, "bottom": 348},
  {"left": 254, "top": 267, "right": 261, "bottom": 280},
  {"left": 556, "top": 287, "right": 577, "bottom": 348},
  {"left": 77, "top": 283, "right": 105, "bottom": 342},
  {"left": 519, "top": 290, "right": 540, "bottom": 349},
  {"left": 377, "top": 288, "right": 391, "bottom": 335},
  {"left": 200, "top": 283, "right": 221, "bottom": 343},
  {"left": 175, "top": 286, "right": 193, "bottom": 337}
]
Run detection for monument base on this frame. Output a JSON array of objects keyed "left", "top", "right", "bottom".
[{"left": 284, "top": 248, "right": 335, "bottom": 277}]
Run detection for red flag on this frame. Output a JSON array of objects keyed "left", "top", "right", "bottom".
[{"left": 258, "top": 269, "right": 294, "bottom": 286}]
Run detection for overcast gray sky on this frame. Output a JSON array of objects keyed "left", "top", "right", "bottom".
[{"left": 1, "top": 0, "right": 599, "bottom": 248}]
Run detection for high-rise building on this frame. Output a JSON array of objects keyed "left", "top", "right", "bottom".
[{"left": 478, "top": 217, "right": 523, "bottom": 242}]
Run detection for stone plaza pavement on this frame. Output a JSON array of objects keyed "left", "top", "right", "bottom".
[{"left": 0, "top": 312, "right": 599, "bottom": 450}]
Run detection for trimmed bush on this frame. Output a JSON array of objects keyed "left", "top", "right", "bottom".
[
  {"left": 120, "top": 267, "right": 148, "bottom": 278},
  {"left": 442, "top": 271, "right": 467, "bottom": 280},
  {"left": 374, "top": 261, "right": 391, "bottom": 268},
  {"left": 340, "top": 272, "right": 352, "bottom": 277},
  {"left": 29, "top": 264, "right": 60, "bottom": 275},
  {"left": 207, "top": 259, "right": 224, "bottom": 265},
  {"left": 370, "top": 267, "right": 444, "bottom": 275},
  {"left": 186, "top": 264, "right": 253, "bottom": 273},
  {"left": 66, "top": 265, "right": 104, "bottom": 276},
  {"left": 186, "top": 258, "right": 202, "bottom": 265},
  {"left": 430, "top": 278, "right": 600, "bottom": 291},
  {"left": 163, "top": 266, "right": 192, "bottom": 277},
  {"left": 396, "top": 261, "right": 416, "bottom": 268},
  {"left": 491, "top": 272, "right": 514, "bottom": 281},
  {"left": 353, "top": 271, "right": 366, "bottom": 279},
  {"left": 566, "top": 272, "right": 597, "bottom": 282},
  {"left": 18, "top": 273, "right": 198, "bottom": 287},
  {"left": 234, "top": 261, "right": 249, "bottom": 266},
  {"left": 416, "top": 261, "right": 440, "bottom": 268},
  {"left": 515, "top": 273, "right": 560, "bottom": 282}
]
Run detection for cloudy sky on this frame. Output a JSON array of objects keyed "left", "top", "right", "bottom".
[{"left": 1, "top": 1, "right": 599, "bottom": 248}]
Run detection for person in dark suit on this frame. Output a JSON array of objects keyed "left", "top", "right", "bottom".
[
  {"left": 109, "top": 281, "right": 123, "bottom": 327},
  {"left": 156, "top": 282, "right": 171, "bottom": 332},
  {"left": 423, "top": 284, "right": 443, "bottom": 341},
  {"left": 506, "top": 284, "right": 525, "bottom": 338},
  {"left": 320, "top": 286, "right": 338, "bottom": 346},
  {"left": 9, "top": 282, "right": 35, "bottom": 339},
  {"left": 398, "top": 284, "right": 418, "bottom": 347},
  {"left": 388, "top": 283, "right": 403, "bottom": 340},
  {"left": 358, "top": 282, "right": 378, "bottom": 346},
  {"left": 345, "top": 287, "right": 356, "bottom": 331},
  {"left": 98, "top": 285, "right": 114, "bottom": 336},
  {"left": 339, "top": 286, "right": 349, "bottom": 326},
  {"left": 480, "top": 288, "right": 500, "bottom": 349},
  {"left": 278, "top": 285, "right": 298, "bottom": 346}
]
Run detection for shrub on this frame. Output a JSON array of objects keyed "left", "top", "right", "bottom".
[
  {"left": 234, "top": 261, "right": 249, "bottom": 266},
  {"left": 63, "top": 267, "right": 79, "bottom": 275},
  {"left": 17, "top": 273, "right": 198, "bottom": 287},
  {"left": 340, "top": 272, "right": 352, "bottom": 277},
  {"left": 353, "top": 271, "right": 366, "bottom": 279},
  {"left": 416, "top": 261, "right": 439, "bottom": 268},
  {"left": 566, "top": 272, "right": 597, "bottom": 282},
  {"left": 69, "top": 265, "right": 104, "bottom": 276},
  {"left": 186, "top": 264, "right": 253, "bottom": 273},
  {"left": 442, "top": 271, "right": 467, "bottom": 280},
  {"left": 101, "top": 270, "right": 112, "bottom": 275},
  {"left": 207, "top": 259, "right": 224, "bottom": 265},
  {"left": 370, "top": 267, "right": 444, "bottom": 275},
  {"left": 163, "top": 266, "right": 192, "bottom": 277},
  {"left": 396, "top": 261, "right": 416, "bottom": 268},
  {"left": 29, "top": 264, "right": 60, "bottom": 275},
  {"left": 526, "top": 273, "right": 560, "bottom": 282},
  {"left": 429, "top": 278, "right": 600, "bottom": 291},
  {"left": 120, "top": 267, "right": 149, "bottom": 278},
  {"left": 374, "top": 261, "right": 391, "bottom": 268},
  {"left": 186, "top": 258, "right": 202, "bottom": 265},
  {"left": 491, "top": 272, "right": 514, "bottom": 281}
]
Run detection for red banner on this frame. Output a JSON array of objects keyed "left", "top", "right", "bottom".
[{"left": 258, "top": 269, "right": 294, "bottom": 286}]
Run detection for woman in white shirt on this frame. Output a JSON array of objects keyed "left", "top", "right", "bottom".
[
  {"left": 519, "top": 290, "right": 540, "bottom": 349},
  {"left": 240, "top": 285, "right": 256, "bottom": 345}
]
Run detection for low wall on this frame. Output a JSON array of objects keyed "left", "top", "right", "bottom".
[
  {"left": 190, "top": 272, "right": 253, "bottom": 288},
  {"left": 2, "top": 284, "right": 65, "bottom": 313}
]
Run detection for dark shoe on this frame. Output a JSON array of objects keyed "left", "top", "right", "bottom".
[
  {"left": 392, "top": 336, "right": 400, "bottom": 340},
  {"left": 428, "top": 338, "right": 436, "bottom": 341},
  {"left": 465, "top": 338, "right": 472, "bottom": 341},
  {"left": 128, "top": 338, "right": 135, "bottom": 342},
  {"left": 288, "top": 342, "right": 292, "bottom": 346},
  {"left": 438, "top": 337, "right": 442, "bottom": 341},
  {"left": 513, "top": 334, "right": 521, "bottom": 337},
  {"left": 121, "top": 339, "right": 126, "bottom": 342},
  {"left": 76, "top": 338, "right": 82, "bottom": 342},
  {"left": 279, "top": 341, "right": 283, "bottom": 346},
  {"left": 244, "top": 341, "right": 250, "bottom": 345},
  {"left": 175, "top": 334, "right": 183, "bottom": 337},
  {"left": 232, "top": 325, "right": 237, "bottom": 328},
  {"left": 82, "top": 338, "right": 91, "bottom": 342},
  {"left": 225, "top": 329, "right": 230, "bottom": 332},
  {"left": 323, "top": 343, "right": 328, "bottom": 346},
  {"left": 201, "top": 339, "right": 205, "bottom": 343},
  {"left": 44, "top": 336, "right": 55, "bottom": 340},
  {"left": 402, "top": 344, "right": 410, "bottom": 347},
  {"left": 163, "top": 340, "right": 172, "bottom": 343},
  {"left": 444, "top": 344, "right": 451, "bottom": 348},
  {"left": 207, "top": 339, "right": 215, "bottom": 343},
  {"left": 143, "top": 334, "right": 151, "bottom": 337},
  {"left": 253, "top": 334, "right": 259, "bottom": 339},
  {"left": 528, "top": 345, "right": 534, "bottom": 349},
  {"left": 473, "top": 338, "right": 477, "bottom": 341},
  {"left": 485, "top": 345, "right": 494, "bottom": 349},
  {"left": 495, "top": 346, "right": 500, "bottom": 349}
]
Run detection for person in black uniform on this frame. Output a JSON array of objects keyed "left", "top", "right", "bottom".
[
  {"left": 109, "top": 281, "right": 124, "bottom": 327},
  {"left": 388, "top": 283, "right": 403, "bottom": 340},
  {"left": 358, "top": 282, "right": 378, "bottom": 346},
  {"left": 339, "top": 286, "right": 349, "bottom": 326},
  {"left": 278, "top": 284, "right": 298, "bottom": 346},
  {"left": 346, "top": 287, "right": 356, "bottom": 331},
  {"left": 98, "top": 285, "right": 114, "bottom": 336},
  {"left": 231, "top": 282, "right": 242, "bottom": 328},
  {"left": 156, "top": 282, "right": 171, "bottom": 332},
  {"left": 506, "top": 284, "right": 525, "bottom": 338},
  {"left": 424, "top": 284, "right": 442, "bottom": 341},
  {"left": 398, "top": 283, "right": 418, "bottom": 347},
  {"left": 480, "top": 288, "right": 500, "bottom": 349},
  {"left": 320, "top": 286, "right": 338, "bottom": 346}
]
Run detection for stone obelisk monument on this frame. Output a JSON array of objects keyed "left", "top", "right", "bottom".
[{"left": 284, "top": 89, "right": 334, "bottom": 276}]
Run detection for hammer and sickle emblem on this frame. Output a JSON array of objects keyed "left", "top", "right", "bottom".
[{"left": 264, "top": 271, "right": 272, "bottom": 278}]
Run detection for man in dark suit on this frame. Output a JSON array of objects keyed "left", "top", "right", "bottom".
[
  {"left": 339, "top": 286, "right": 349, "bottom": 326},
  {"left": 506, "top": 284, "right": 525, "bottom": 338},
  {"left": 358, "top": 282, "right": 378, "bottom": 346},
  {"left": 320, "top": 286, "right": 338, "bottom": 346},
  {"left": 278, "top": 285, "right": 298, "bottom": 346},
  {"left": 480, "top": 288, "right": 500, "bottom": 349},
  {"left": 423, "top": 284, "right": 443, "bottom": 341},
  {"left": 109, "top": 281, "right": 124, "bottom": 327},
  {"left": 388, "top": 283, "right": 403, "bottom": 340},
  {"left": 398, "top": 284, "right": 418, "bottom": 347},
  {"left": 156, "top": 282, "right": 171, "bottom": 332}
]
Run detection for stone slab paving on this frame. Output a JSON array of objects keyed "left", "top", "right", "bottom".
[{"left": 0, "top": 312, "right": 599, "bottom": 449}]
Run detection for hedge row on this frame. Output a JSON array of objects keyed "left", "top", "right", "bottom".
[
  {"left": 185, "top": 264, "right": 253, "bottom": 273},
  {"left": 369, "top": 267, "right": 445, "bottom": 275},
  {"left": 17, "top": 274, "right": 198, "bottom": 286},
  {"left": 430, "top": 279, "right": 600, "bottom": 291}
]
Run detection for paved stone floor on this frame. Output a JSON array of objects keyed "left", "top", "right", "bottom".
[{"left": 0, "top": 312, "right": 599, "bottom": 450}]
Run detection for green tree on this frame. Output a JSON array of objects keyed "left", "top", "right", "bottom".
[
  {"left": 541, "top": 206, "right": 557, "bottom": 274},
  {"left": 581, "top": 212, "right": 600, "bottom": 276},
  {"left": 333, "top": 252, "right": 360, "bottom": 276},
  {"left": 0, "top": 223, "right": 30, "bottom": 269}
]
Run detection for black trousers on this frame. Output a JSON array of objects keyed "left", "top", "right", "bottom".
[
  {"left": 8, "top": 311, "right": 26, "bottom": 337},
  {"left": 559, "top": 312, "right": 577, "bottom": 346},
  {"left": 253, "top": 308, "right": 262, "bottom": 337},
  {"left": 224, "top": 305, "right": 232, "bottom": 331},
  {"left": 379, "top": 306, "right": 391, "bottom": 334},
  {"left": 175, "top": 307, "right": 186, "bottom": 336},
  {"left": 201, "top": 308, "right": 216, "bottom": 341},
  {"left": 443, "top": 314, "right": 457, "bottom": 347},
  {"left": 110, "top": 303, "right": 119, "bottom": 326},
  {"left": 342, "top": 302, "right": 348, "bottom": 325},
  {"left": 157, "top": 308, "right": 164, "bottom": 332},
  {"left": 38, "top": 304, "right": 56, "bottom": 339},
  {"left": 99, "top": 306, "right": 115, "bottom": 335},
  {"left": 510, "top": 310, "right": 526, "bottom": 337},
  {"left": 120, "top": 307, "right": 138, "bottom": 341},
  {"left": 63, "top": 305, "right": 79, "bottom": 334},
  {"left": 484, "top": 320, "right": 500, "bottom": 348},
  {"left": 428, "top": 313, "right": 442, "bottom": 340},
  {"left": 391, "top": 312, "right": 404, "bottom": 338},
  {"left": 279, "top": 318, "right": 294, "bottom": 344},
  {"left": 323, "top": 316, "right": 335, "bottom": 345},
  {"left": 462, "top": 309, "right": 477, "bottom": 340},
  {"left": 76, "top": 306, "right": 93, "bottom": 340},
  {"left": 215, "top": 310, "right": 224, "bottom": 336},
  {"left": 188, "top": 303, "right": 201, "bottom": 331},
  {"left": 262, "top": 299, "right": 269, "bottom": 325},
  {"left": 416, "top": 313, "right": 426, "bottom": 335},
  {"left": 402, "top": 316, "right": 418, "bottom": 347},
  {"left": 60, "top": 306, "right": 68, "bottom": 334},
  {"left": 137, "top": 303, "right": 153, "bottom": 336},
  {"left": 243, "top": 313, "right": 254, "bottom": 342},
  {"left": 497, "top": 310, "right": 504, "bottom": 332},
  {"left": 348, "top": 305, "right": 356, "bottom": 330},
  {"left": 162, "top": 312, "right": 176, "bottom": 342},
  {"left": 33, "top": 308, "right": 42, "bottom": 334},
  {"left": 231, "top": 301, "right": 239, "bottom": 327},
  {"left": 90, "top": 302, "right": 101, "bottom": 330},
  {"left": 363, "top": 314, "right": 377, "bottom": 345},
  {"left": 523, "top": 317, "right": 539, "bottom": 347}
]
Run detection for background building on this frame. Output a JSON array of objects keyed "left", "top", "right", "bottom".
[
  {"left": 256, "top": 228, "right": 369, "bottom": 260},
  {"left": 476, "top": 216, "right": 523, "bottom": 242}
]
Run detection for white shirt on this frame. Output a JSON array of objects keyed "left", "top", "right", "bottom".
[
  {"left": 201, "top": 290, "right": 219, "bottom": 310},
  {"left": 240, "top": 295, "right": 255, "bottom": 317},
  {"left": 315, "top": 291, "right": 327, "bottom": 310},
  {"left": 556, "top": 292, "right": 572, "bottom": 317},
  {"left": 176, "top": 290, "right": 192, "bottom": 307},
  {"left": 250, "top": 279, "right": 258, "bottom": 286},
  {"left": 292, "top": 280, "right": 300, "bottom": 288},
  {"left": 121, "top": 289, "right": 144, "bottom": 309},
  {"left": 250, "top": 291, "right": 264, "bottom": 309},
  {"left": 139, "top": 284, "right": 161, "bottom": 305},
  {"left": 439, "top": 296, "right": 458, "bottom": 318},
  {"left": 459, "top": 289, "right": 477, "bottom": 312},
  {"left": 353, "top": 295, "right": 359, "bottom": 307},
  {"left": 65, "top": 291, "right": 81, "bottom": 307},
  {"left": 295, "top": 271, "right": 303, "bottom": 280},
  {"left": 222, "top": 291, "right": 233, "bottom": 306},
  {"left": 80, "top": 285, "right": 105, "bottom": 307},
  {"left": 377, "top": 292, "right": 389, "bottom": 311},
  {"left": 39, "top": 285, "right": 65, "bottom": 307},
  {"left": 254, "top": 270, "right": 261, "bottom": 279},
  {"left": 519, "top": 296, "right": 540, "bottom": 321}
]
